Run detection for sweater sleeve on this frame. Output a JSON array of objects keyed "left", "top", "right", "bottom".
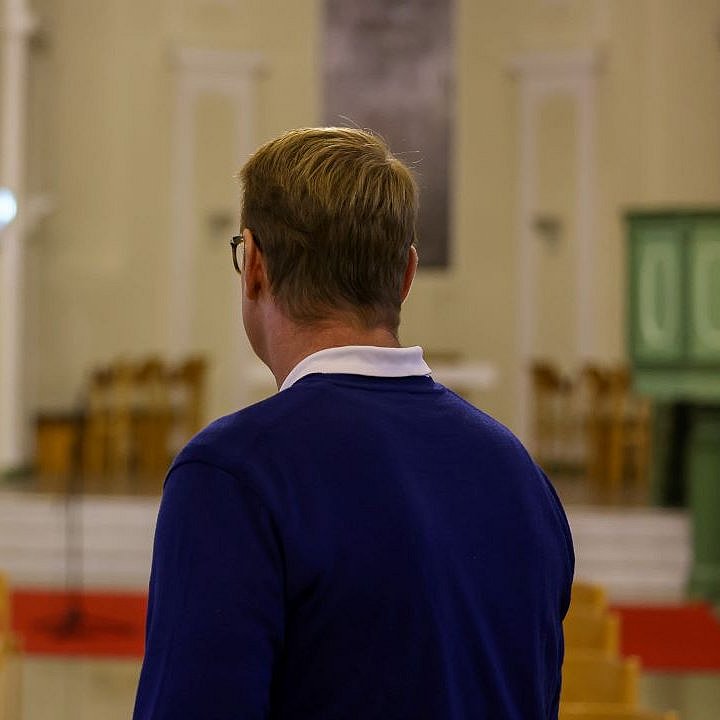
[{"left": 133, "top": 461, "right": 285, "bottom": 720}]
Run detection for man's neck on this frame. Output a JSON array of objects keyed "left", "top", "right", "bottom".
[{"left": 263, "top": 316, "right": 402, "bottom": 390}]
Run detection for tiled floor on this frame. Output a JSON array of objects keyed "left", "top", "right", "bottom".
[
  {"left": 4, "top": 657, "right": 719, "bottom": 720},
  {"left": 642, "top": 673, "right": 720, "bottom": 720},
  {"left": 14, "top": 657, "right": 141, "bottom": 720}
]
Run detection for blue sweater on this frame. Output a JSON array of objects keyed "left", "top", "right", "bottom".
[{"left": 133, "top": 373, "right": 574, "bottom": 720}]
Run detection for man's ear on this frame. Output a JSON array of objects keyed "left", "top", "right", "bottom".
[
  {"left": 242, "top": 228, "right": 267, "bottom": 301},
  {"left": 400, "top": 246, "right": 418, "bottom": 303}
]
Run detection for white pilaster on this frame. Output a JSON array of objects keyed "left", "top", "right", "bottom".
[
  {"left": 576, "top": 76, "right": 597, "bottom": 361},
  {"left": 510, "top": 49, "right": 601, "bottom": 442},
  {"left": 168, "top": 49, "right": 264, "bottom": 404},
  {"left": 0, "top": 0, "right": 37, "bottom": 472}
]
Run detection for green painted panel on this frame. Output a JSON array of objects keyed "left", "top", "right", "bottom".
[
  {"left": 629, "top": 222, "right": 685, "bottom": 363},
  {"left": 688, "top": 221, "right": 720, "bottom": 361},
  {"left": 634, "top": 368, "right": 720, "bottom": 401},
  {"left": 687, "top": 408, "right": 720, "bottom": 604}
]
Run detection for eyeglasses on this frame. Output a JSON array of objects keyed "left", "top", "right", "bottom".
[
  {"left": 230, "top": 231, "right": 262, "bottom": 275},
  {"left": 230, "top": 235, "right": 244, "bottom": 274}
]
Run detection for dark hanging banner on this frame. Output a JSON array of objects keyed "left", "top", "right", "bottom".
[{"left": 323, "top": 0, "right": 454, "bottom": 268}]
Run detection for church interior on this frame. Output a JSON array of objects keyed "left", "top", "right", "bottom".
[{"left": 2, "top": 0, "right": 720, "bottom": 717}]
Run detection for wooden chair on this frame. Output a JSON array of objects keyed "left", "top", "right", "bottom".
[
  {"left": 578, "top": 364, "right": 652, "bottom": 499},
  {"left": 564, "top": 610, "right": 620, "bottom": 658},
  {"left": 106, "top": 361, "right": 134, "bottom": 484},
  {"left": 132, "top": 355, "right": 208, "bottom": 491},
  {"left": 577, "top": 365, "right": 612, "bottom": 488},
  {"left": 80, "top": 355, "right": 208, "bottom": 494},
  {"left": 132, "top": 358, "right": 172, "bottom": 491},
  {"left": 82, "top": 366, "right": 112, "bottom": 483},
  {"left": 605, "top": 367, "right": 652, "bottom": 497},
  {"left": 169, "top": 356, "right": 207, "bottom": 452},
  {"left": 561, "top": 654, "right": 640, "bottom": 705},
  {"left": 82, "top": 361, "right": 134, "bottom": 491},
  {"left": 560, "top": 703, "right": 678, "bottom": 720},
  {"left": 531, "top": 361, "right": 574, "bottom": 469}
]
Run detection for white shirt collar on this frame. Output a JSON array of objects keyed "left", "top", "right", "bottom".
[{"left": 280, "top": 345, "right": 431, "bottom": 391}]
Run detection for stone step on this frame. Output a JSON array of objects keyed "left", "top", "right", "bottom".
[
  {"left": 0, "top": 492, "right": 695, "bottom": 600},
  {"left": 0, "top": 491, "right": 158, "bottom": 589},
  {"left": 566, "top": 507, "right": 692, "bottom": 602}
]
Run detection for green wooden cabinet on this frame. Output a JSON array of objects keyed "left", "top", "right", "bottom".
[
  {"left": 629, "top": 212, "right": 720, "bottom": 399},
  {"left": 628, "top": 210, "right": 720, "bottom": 604}
]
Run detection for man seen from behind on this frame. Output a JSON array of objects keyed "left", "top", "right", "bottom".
[{"left": 133, "top": 127, "right": 574, "bottom": 720}]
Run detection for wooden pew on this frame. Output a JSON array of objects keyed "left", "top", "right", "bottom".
[
  {"left": 561, "top": 653, "right": 640, "bottom": 706},
  {"left": 560, "top": 703, "right": 678, "bottom": 720},
  {"left": 564, "top": 610, "right": 621, "bottom": 658}
]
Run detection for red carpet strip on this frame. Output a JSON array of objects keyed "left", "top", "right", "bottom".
[
  {"left": 10, "top": 590, "right": 720, "bottom": 668},
  {"left": 11, "top": 589, "right": 147, "bottom": 658},
  {"left": 612, "top": 602, "right": 720, "bottom": 671}
]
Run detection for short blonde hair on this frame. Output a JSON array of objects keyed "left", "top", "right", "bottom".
[{"left": 238, "top": 127, "right": 418, "bottom": 331}]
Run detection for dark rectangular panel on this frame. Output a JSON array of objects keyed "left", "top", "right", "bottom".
[{"left": 323, "top": 0, "right": 454, "bottom": 267}]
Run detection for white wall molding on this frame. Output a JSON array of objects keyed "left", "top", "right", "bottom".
[
  {"left": 510, "top": 49, "right": 602, "bottom": 442},
  {"left": 173, "top": 48, "right": 264, "bottom": 84},
  {"left": 509, "top": 49, "right": 601, "bottom": 80},
  {"left": 168, "top": 48, "right": 264, "bottom": 406},
  {"left": 0, "top": 0, "right": 38, "bottom": 472}
]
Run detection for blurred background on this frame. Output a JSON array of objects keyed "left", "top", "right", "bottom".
[{"left": 1, "top": 0, "right": 720, "bottom": 718}]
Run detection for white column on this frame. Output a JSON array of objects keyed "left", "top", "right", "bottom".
[
  {"left": 168, "top": 71, "right": 198, "bottom": 357},
  {"left": 0, "top": 0, "right": 36, "bottom": 472},
  {"left": 510, "top": 50, "right": 601, "bottom": 442}
]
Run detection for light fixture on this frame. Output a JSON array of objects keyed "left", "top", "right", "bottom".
[{"left": 0, "top": 188, "right": 18, "bottom": 230}]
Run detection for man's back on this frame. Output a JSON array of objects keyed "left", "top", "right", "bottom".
[{"left": 135, "top": 372, "right": 573, "bottom": 720}]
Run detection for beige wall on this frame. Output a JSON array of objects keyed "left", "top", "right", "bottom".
[
  {"left": 23, "top": 0, "right": 321, "bottom": 421},
  {"left": 404, "top": 0, "right": 720, "bottom": 428},
  {"left": 15, "top": 0, "right": 720, "bottom": 446}
]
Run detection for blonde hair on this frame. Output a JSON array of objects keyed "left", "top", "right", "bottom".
[{"left": 238, "top": 127, "right": 418, "bottom": 331}]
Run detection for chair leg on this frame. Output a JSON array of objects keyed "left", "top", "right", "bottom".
[{"left": 607, "top": 416, "right": 624, "bottom": 498}]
